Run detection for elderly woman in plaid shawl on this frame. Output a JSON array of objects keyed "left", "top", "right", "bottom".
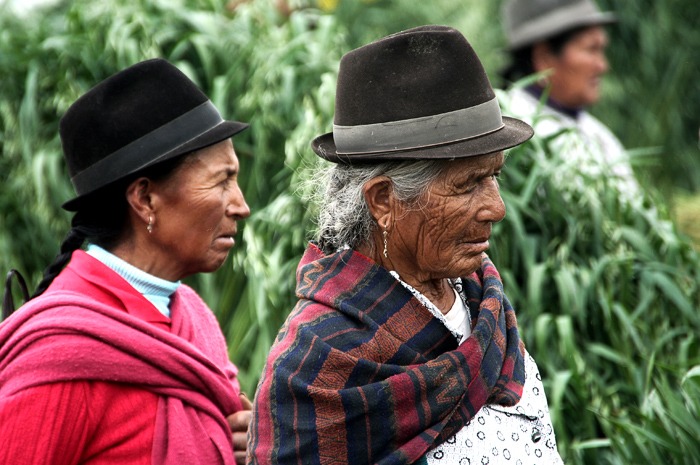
[{"left": 248, "top": 26, "right": 563, "bottom": 465}]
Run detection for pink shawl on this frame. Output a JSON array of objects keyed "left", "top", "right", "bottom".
[{"left": 0, "top": 286, "right": 242, "bottom": 465}]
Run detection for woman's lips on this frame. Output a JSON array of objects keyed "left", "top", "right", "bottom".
[
  {"left": 465, "top": 239, "right": 490, "bottom": 253},
  {"left": 214, "top": 235, "right": 235, "bottom": 247}
]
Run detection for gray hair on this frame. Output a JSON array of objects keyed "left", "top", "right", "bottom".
[{"left": 311, "top": 159, "right": 451, "bottom": 255}]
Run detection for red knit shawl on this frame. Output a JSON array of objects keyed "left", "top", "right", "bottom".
[
  {"left": 0, "top": 286, "right": 242, "bottom": 465},
  {"left": 249, "top": 244, "right": 526, "bottom": 465}
]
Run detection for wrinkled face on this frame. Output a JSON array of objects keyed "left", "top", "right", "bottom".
[
  {"left": 152, "top": 139, "right": 250, "bottom": 279},
  {"left": 390, "top": 152, "right": 506, "bottom": 280},
  {"left": 547, "top": 26, "right": 609, "bottom": 108}
]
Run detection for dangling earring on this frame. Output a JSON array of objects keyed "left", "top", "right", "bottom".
[
  {"left": 382, "top": 228, "right": 389, "bottom": 259},
  {"left": 147, "top": 215, "right": 154, "bottom": 234}
]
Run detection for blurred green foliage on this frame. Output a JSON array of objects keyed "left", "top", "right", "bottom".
[
  {"left": 495, "top": 82, "right": 700, "bottom": 463},
  {"left": 596, "top": 0, "right": 700, "bottom": 193},
  {"left": 673, "top": 192, "right": 700, "bottom": 248},
  {"left": 1, "top": 0, "right": 699, "bottom": 464}
]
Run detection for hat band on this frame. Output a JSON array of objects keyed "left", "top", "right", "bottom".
[
  {"left": 71, "top": 100, "right": 224, "bottom": 196},
  {"left": 508, "top": 1, "right": 615, "bottom": 49},
  {"left": 333, "top": 97, "right": 504, "bottom": 155}
]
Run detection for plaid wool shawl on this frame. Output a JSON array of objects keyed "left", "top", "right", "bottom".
[{"left": 248, "top": 244, "right": 525, "bottom": 465}]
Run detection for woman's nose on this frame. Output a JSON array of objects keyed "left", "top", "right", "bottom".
[
  {"left": 478, "top": 184, "right": 506, "bottom": 224},
  {"left": 597, "top": 51, "right": 609, "bottom": 74},
  {"left": 227, "top": 185, "right": 251, "bottom": 219}
]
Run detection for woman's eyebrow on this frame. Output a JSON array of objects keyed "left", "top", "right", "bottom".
[
  {"left": 217, "top": 165, "right": 238, "bottom": 177},
  {"left": 470, "top": 166, "right": 496, "bottom": 179}
]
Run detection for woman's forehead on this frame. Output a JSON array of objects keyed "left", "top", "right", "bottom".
[
  {"left": 445, "top": 152, "right": 504, "bottom": 175},
  {"left": 419, "top": 153, "right": 504, "bottom": 192},
  {"left": 566, "top": 25, "right": 608, "bottom": 48}
]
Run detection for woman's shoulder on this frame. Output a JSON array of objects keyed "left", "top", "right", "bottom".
[
  {"left": 502, "top": 87, "right": 575, "bottom": 136},
  {"left": 577, "top": 111, "right": 624, "bottom": 148},
  {"left": 6, "top": 288, "right": 104, "bottom": 326},
  {"left": 171, "top": 284, "right": 221, "bottom": 329},
  {"left": 173, "top": 283, "right": 205, "bottom": 304}
]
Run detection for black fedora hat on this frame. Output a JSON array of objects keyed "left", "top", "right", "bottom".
[
  {"left": 60, "top": 58, "right": 248, "bottom": 211},
  {"left": 311, "top": 25, "right": 533, "bottom": 164}
]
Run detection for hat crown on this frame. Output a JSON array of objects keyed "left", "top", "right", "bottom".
[
  {"left": 311, "top": 26, "right": 534, "bottom": 164},
  {"left": 504, "top": 0, "right": 582, "bottom": 27},
  {"left": 60, "top": 59, "right": 208, "bottom": 179},
  {"left": 334, "top": 25, "right": 495, "bottom": 127},
  {"left": 502, "top": 0, "right": 615, "bottom": 49},
  {"left": 59, "top": 58, "right": 248, "bottom": 211}
]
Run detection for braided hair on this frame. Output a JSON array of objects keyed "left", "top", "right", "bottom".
[
  {"left": 32, "top": 186, "right": 129, "bottom": 299},
  {"left": 3, "top": 152, "right": 191, "bottom": 316},
  {"left": 1, "top": 188, "right": 128, "bottom": 317}
]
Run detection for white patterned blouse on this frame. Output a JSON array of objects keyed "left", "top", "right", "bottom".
[
  {"left": 389, "top": 272, "right": 564, "bottom": 465},
  {"left": 426, "top": 353, "right": 564, "bottom": 465}
]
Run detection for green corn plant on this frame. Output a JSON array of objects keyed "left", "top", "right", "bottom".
[
  {"left": 597, "top": 0, "right": 700, "bottom": 192},
  {"left": 2, "top": 1, "right": 700, "bottom": 463},
  {"left": 489, "top": 83, "right": 700, "bottom": 464}
]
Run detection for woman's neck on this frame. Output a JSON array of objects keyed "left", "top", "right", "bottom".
[
  {"left": 358, "top": 242, "right": 456, "bottom": 314},
  {"left": 525, "top": 84, "right": 582, "bottom": 119}
]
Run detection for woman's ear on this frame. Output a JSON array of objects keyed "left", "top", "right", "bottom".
[
  {"left": 125, "top": 177, "right": 154, "bottom": 225},
  {"left": 363, "top": 176, "right": 394, "bottom": 227},
  {"left": 531, "top": 42, "right": 555, "bottom": 73}
]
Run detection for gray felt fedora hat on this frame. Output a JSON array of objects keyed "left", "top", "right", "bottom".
[
  {"left": 502, "top": 0, "right": 616, "bottom": 50},
  {"left": 311, "top": 25, "right": 533, "bottom": 164},
  {"left": 60, "top": 58, "right": 248, "bottom": 211}
]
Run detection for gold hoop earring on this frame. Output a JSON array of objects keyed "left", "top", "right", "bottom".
[{"left": 147, "top": 215, "right": 154, "bottom": 234}]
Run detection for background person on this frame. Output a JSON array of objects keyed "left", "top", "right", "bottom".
[
  {"left": 500, "top": 0, "right": 640, "bottom": 199},
  {"left": 248, "top": 26, "right": 563, "bottom": 465},
  {"left": 0, "top": 59, "right": 252, "bottom": 465}
]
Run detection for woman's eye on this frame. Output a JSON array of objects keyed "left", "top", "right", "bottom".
[{"left": 453, "top": 181, "right": 475, "bottom": 193}]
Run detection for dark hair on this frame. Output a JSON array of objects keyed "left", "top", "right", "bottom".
[
  {"left": 28, "top": 153, "right": 191, "bottom": 301},
  {"left": 501, "top": 25, "right": 589, "bottom": 84},
  {"left": 30, "top": 188, "right": 130, "bottom": 299},
  {"left": 3, "top": 270, "right": 29, "bottom": 320}
]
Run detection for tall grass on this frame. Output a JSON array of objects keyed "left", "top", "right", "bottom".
[
  {"left": 492, "top": 85, "right": 700, "bottom": 463},
  {"left": 596, "top": 0, "right": 700, "bottom": 192},
  {"left": 1, "top": 1, "right": 699, "bottom": 463}
]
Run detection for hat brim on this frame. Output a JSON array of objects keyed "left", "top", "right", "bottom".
[
  {"left": 311, "top": 116, "right": 534, "bottom": 164},
  {"left": 61, "top": 120, "right": 248, "bottom": 211},
  {"left": 508, "top": 12, "right": 617, "bottom": 50}
]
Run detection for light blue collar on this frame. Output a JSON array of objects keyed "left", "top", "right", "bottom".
[{"left": 86, "top": 244, "right": 180, "bottom": 317}]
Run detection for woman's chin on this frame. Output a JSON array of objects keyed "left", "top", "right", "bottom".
[
  {"left": 451, "top": 251, "right": 487, "bottom": 277},
  {"left": 196, "top": 252, "right": 231, "bottom": 275}
]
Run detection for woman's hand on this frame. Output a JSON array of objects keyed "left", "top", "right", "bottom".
[{"left": 227, "top": 393, "right": 253, "bottom": 465}]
